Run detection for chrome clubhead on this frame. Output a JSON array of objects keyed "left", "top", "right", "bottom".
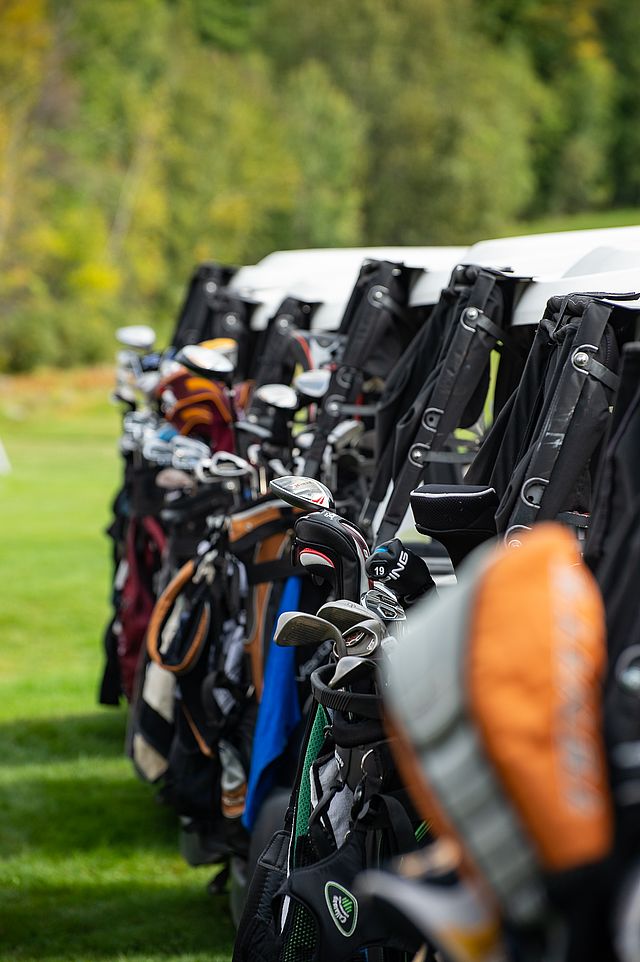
[
  {"left": 175, "top": 345, "right": 234, "bottom": 380},
  {"left": 294, "top": 368, "right": 331, "bottom": 400},
  {"left": 363, "top": 585, "right": 407, "bottom": 624},
  {"left": 317, "top": 599, "right": 380, "bottom": 633},
  {"left": 116, "top": 324, "right": 156, "bottom": 352},
  {"left": 342, "top": 618, "right": 386, "bottom": 658},
  {"left": 329, "top": 655, "right": 376, "bottom": 690},
  {"left": 269, "top": 475, "right": 335, "bottom": 512},
  {"left": 274, "top": 611, "right": 343, "bottom": 649},
  {"left": 254, "top": 383, "right": 298, "bottom": 411}
]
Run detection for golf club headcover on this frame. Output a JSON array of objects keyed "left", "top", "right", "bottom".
[{"left": 366, "top": 539, "right": 435, "bottom": 604}]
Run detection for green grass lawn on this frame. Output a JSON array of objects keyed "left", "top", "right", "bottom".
[{"left": 0, "top": 369, "right": 234, "bottom": 962}]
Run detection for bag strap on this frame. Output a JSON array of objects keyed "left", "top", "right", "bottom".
[
  {"left": 505, "top": 300, "right": 618, "bottom": 542},
  {"left": 303, "top": 263, "right": 410, "bottom": 479},
  {"left": 375, "top": 270, "right": 503, "bottom": 544}
]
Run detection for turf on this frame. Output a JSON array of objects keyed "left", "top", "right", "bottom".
[{"left": 0, "top": 368, "right": 234, "bottom": 962}]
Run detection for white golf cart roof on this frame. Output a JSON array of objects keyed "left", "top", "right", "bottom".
[
  {"left": 228, "top": 247, "right": 466, "bottom": 330},
  {"left": 513, "top": 245, "right": 640, "bottom": 326},
  {"left": 410, "top": 226, "right": 640, "bottom": 321}
]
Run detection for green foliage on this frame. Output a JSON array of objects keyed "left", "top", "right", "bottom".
[{"left": 0, "top": 0, "right": 638, "bottom": 371}]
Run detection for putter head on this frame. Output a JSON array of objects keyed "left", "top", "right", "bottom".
[
  {"left": 175, "top": 344, "right": 234, "bottom": 380},
  {"left": 254, "top": 383, "right": 298, "bottom": 411},
  {"left": 270, "top": 475, "right": 335, "bottom": 512},
  {"left": 274, "top": 611, "right": 343, "bottom": 650},
  {"left": 317, "top": 599, "right": 379, "bottom": 633},
  {"left": 329, "top": 655, "right": 377, "bottom": 690}
]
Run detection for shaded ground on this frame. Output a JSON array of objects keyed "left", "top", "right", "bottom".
[{"left": 0, "top": 369, "right": 234, "bottom": 962}]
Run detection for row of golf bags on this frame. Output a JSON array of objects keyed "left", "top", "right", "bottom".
[{"left": 99, "top": 231, "right": 640, "bottom": 962}]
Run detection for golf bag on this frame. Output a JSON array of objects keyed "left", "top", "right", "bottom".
[
  {"left": 586, "top": 341, "right": 640, "bottom": 860},
  {"left": 234, "top": 661, "right": 425, "bottom": 962},
  {"left": 365, "top": 265, "right": 532, "bottom": 544},
  {"left": 303, "top": 259, "right": 426, "bottom": 481},
  {"left": 383, "top": 524, "right": 615, "bottom": 962},
  {"left": 169, "top": 262, "right": 238, "bottom": 351},
  {"left": 99, "top": 457, "right": 167, "bottom": 705}
]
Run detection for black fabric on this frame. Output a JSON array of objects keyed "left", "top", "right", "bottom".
[
  {"left": 303, "top": 259, "right": 422, "bottom": 480},
  {"left": 586, "top": 344, "right": 640, "bottom": 857},
  {"left": 169, "top": 261, "right": 237, "bottom": 350},
  {"left": 278, "top": 825, "right": 420, "bottom": 962},
  {"left": 371, "top": 266, "right": 524, "bottom": 545},
  {"left": 248, "top": 297, "right": 319, "bottom": 392},
  {"left": 465, "top": 295, "right": 624, "bottom": 540},
  {"left": 233, "top": 830, "right": 291, "bottom": 962},
  {"left": 293, "top": 511, "right": 368, "bottom": 602}
]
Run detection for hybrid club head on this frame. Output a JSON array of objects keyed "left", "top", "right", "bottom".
[
  {"left": 329, "top": 655, "right": 377, "bottom": 690},
  {"left": 269, "top": 475, "right": 335, "bottom": 512},
  {"left": 274, "top": 611, "right": 343, "bottom": 650}
]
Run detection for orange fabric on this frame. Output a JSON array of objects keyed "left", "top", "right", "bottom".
[
  {"left": 182, "top": 704, "right": 213, "bottom": 758},
  {"left": 244, "top": 531, "right": 290, "bottom": 700},
  {"left": 468, "top": 524, "right": 613, "bottom": 871},
  {"left": 146, "top": 560, "right": 209, "bottom": 674},
  {"left": 228, "top": 504, "right": 291, "bottom": 543}
]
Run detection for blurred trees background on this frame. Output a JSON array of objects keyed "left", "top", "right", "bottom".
[{"left": 0, "top": 0, "right": 636, "bottom": 370}]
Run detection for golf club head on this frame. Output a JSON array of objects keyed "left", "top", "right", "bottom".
[
  {"left": 342, "top": 618, "right": 385, "bottom": 658},
  {"left": 254, "top": 383, "right": 298, "bottom": 411},
  {"left": 363, "top": 585, "right": 407, "bottom": 624},
  {"left": 294, "top": 368, "right": 332, "bottom": 400},
  {"left": 142, "top": 436, "right": 174, "bottom": 466},
  {"left": 175, "top": 344, "right": 235, "bottom": 380},
  {"left": 274, "top": 611, "right": 343, "bottom": 650},
  {"left": 115, "top": 324, "right": 156, "bottom": 352},
  {"left": 155, "top": 467, "right": 194, "bottom": 491},
  {"left": 329, "top": 655, "right": 377, "bottom": 690},
  {"left": 270, "top": 475, "right": 335, "bottom": 512},
  {"left": 328, "top": 419, "right": 364, "bottom": 451},
  {"left": 317, "top": 599, "right": 380, "bottom": 633}
]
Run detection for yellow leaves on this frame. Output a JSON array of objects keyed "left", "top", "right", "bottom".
[{"left": 66, "top": 262, "right": 120, "bottom": 299}]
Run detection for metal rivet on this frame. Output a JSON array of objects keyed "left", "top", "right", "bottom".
[
  {"left": 277, "top": 318, "right": 289, "bottom": 329},
  {"left": 466, "top": 307, "right": 479, "bottom": 321},
  {"left": 224, "top": 313, "right": 238, "bottom": 326},
  {"left": 205, "top": 281, "right": 217, "bottom": 294},
  {"left": 574, "top": 351, "right": 589, "bottom": 368},
  {"left": 374, "top": 290, "right": 383, "bottom": 299},
  {"left": 391, "top": 268, "right": 401, "bottom": 276}
]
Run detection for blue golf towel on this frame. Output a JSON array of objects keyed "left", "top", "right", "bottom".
[{"left": 242, "top": 576, "right": 302, "bottom": 831}]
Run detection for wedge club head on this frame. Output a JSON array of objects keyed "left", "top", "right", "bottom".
[
  {"left": 317, "top": 599, "right": 380, "bottom": 633},
  {"left": 342, "top": 619, "right": 386, "bottom": 658},
  {"left": 274, "top": 611, "right": 343, "bottom": 650},
  {"left": 329, "top": 655, "right": 377, "bottom": 690}
]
